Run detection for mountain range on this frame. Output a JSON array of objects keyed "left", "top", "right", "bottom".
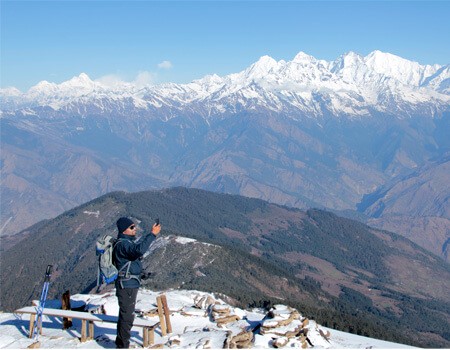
[
  {"left": 1, "top": 188, "right": 449, "bottom": 347},
  {"left": 2, "top": 50, "right": 449, "bottom": 114},
  {"left": 1, "top": 50, "right": 449, "bottom": 261}
]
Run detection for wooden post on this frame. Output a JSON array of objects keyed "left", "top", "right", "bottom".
[
  {"left": 29, "top": 314, "right": 35, "bottom": 338},
  {"left": 62, "top": 290, "right": 73, "bottom": 329},
  {"left": 156, "top": 296, "right": 166, "bottom": 336},
  {"left": 143, "top": 328, "right": 148, "bottom": 347},
  {"left": 38, "top": 316, "right": 43, "bottom": 335},
  {"left": 142, "top": 324, "right": 158, "bottom": 347},
  {"left": 160, "top": 295, "right": 172, "bottom": 333},
  {"left": 88, "top": 321, "right": 94, "bottom": 340},
  {"left": 81, "top": 320, "right": 87, "bottom": 342},
  {"left": 149, "top": 327, "right": 155, "bottom": 345}
]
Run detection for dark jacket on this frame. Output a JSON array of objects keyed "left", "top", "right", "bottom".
[{"left": 113, "top": 232, "right": 156, "bottom": 289}]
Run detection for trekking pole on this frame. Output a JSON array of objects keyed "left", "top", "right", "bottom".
[{"left": 32, "top": 265, "right": 53, "bottom": 344}]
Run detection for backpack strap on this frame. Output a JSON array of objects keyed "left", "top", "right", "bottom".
[
  {"left": 114, "top": 238, "right": 141, "bottom": 288},
  {"left": 117, "top": 261, "right": 141, "bottom": 288},
  {"left": 96, "top": 259, "right": 101, "bottom": 291}
]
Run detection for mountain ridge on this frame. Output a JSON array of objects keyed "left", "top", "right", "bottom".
[
  {"left": 1, "top": 50, "right": 449, "bottom": 117},
  {"left": 1, "top": 188, "right": 449, "bottom": 347}
]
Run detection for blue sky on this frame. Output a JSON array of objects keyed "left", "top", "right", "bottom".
[{"left": 1, "top": 1, "right": 450, "bottom": 91}]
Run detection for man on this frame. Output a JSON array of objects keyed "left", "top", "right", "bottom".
[{"left": 113, "top": 217, "right": 161, "bottom": 348}]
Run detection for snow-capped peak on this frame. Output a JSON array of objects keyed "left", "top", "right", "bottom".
[
  {"left": 191, "top": 73, "right": 224, "bottom": 89},
  {"left": 62, "top": 73, "right": 99, "bottom": 89},
  {"left": 243, "top": 55, "right": 279, "bottom": 80},
  {"left": 364, "top": 50, "right": 437, "bottom": 86},
  {"left": 253, "top": 55, "right": 278, "bottom": 69},
  {"left": 26, "top": 73, "right": 98, "bottom": 97},
  {"left": 28, "top": 80, "right": 57, "bottom": 92},
  {"left": 0, "top": 86, "right": 22, "bottom": 96},
  {"left": 292, "top": 51, "right": 316, "bottom": 63},
  {"left": 64, "top": 72, "right": 95, "bottom": 86},
  {"left": 337, "top": 51, "right": 364, "bottom": 67}
]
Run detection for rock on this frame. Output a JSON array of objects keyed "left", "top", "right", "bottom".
[
  {"left": 212, "top": 304, "right": 230, "bottom": 314},
  {"left": 142, "top": 309, "right": 159, "bottom": 317},
  {"left": 260, "top": 307, "right": 302, "bottom": 335},
  {"left": 168, "top": 335, "right": 181, "bottom": 347},
  {"left": 318, "top": 328, "right": 331, "bottom": 342},
  {"left": 272, "top": 337, "right": 289, "bottom": 348},
  {"left": 27, "top": 342, "right": 40, "bottom": 349},
  {"left": 194, "top": 295, "right": 216, "bottom": 309},
  {"left": 216, "top": 315, "right": 241, "bottom": 327},
  {"left": 181, "top": 307, "right": 208, "bottom": 317},
  {"left": 224, "top": 330, "right": 253, "bottom": 349}
]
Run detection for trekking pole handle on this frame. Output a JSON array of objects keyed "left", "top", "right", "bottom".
[{"left": 45, "top": 265, "right": 53, "bottom": 282}]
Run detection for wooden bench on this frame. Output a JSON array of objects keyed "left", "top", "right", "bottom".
[{"left": 15, "top": 306, "right": 160, "bottom": 347}]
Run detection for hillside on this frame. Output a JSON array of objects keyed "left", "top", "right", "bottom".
[
  {"left": 1, "top": 188, "right": 449, "bottom": 347},
  {"left": 359, "top": 155, "right": 450, "bottom": 261}
]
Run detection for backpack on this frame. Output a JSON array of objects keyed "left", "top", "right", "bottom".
[{"left": 96, "top": 235, "right": 120, "bottom": 286}]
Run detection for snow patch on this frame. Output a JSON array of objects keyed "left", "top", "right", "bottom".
[
  {"left": 175, "top": 236, "right": 198, "bottom": 244},
  {"left": 0, "top": 288, "right": 417, "bottom": 349},
  {"left": 83, "top": 210, "right": 100, "bottom": 218}
]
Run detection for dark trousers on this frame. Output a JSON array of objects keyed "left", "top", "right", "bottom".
[{"left": 115, "top": 287, "right": 138, "bottom": 348}]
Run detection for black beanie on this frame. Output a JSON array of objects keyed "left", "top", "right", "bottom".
[{"left": 117, "top": 217, "right": 134, "bottom": 233}]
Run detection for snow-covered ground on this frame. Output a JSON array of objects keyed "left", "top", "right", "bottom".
[{"left": 0, "top": 288, "right": 415, "bottom": 349}]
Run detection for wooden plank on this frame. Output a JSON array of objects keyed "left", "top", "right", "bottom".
[
  {"left": 93, "top": 313, "right": 159, "bottom": 328},
  {"left": 18, "top": 306, "right": 160, "bottom": 348},
  {"left": 160, "top": 295, "right": 172, "bottom": 334},
  {"left": 128, "top": 317, "right": 159, "bottom": 328},
  {"left": 156, "top": 296, "right": 166, "bottom": 336},
  {"left": 16, "top": 307, "right": 159, "bottom": 328},
  {"left": 15, "top": 307, "right": 101, "bottom": 322}
]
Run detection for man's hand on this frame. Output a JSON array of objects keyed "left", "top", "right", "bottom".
[{"left": 151, "top": 223, "right": 161, "bottom": 236}]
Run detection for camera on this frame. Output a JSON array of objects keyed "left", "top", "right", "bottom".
[{"left": 141, "top": 272, "right": 152, "bottom": 280}]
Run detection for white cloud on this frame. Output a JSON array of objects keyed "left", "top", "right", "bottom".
[
  {"left": 134, "top": 71, "right": 156, "bottom": 88},
  {"left": 95, "top": 74, "right": 126, "bottom": 88},
  {"left": 95, "top": 71, "right": 156, "bottom": 88},
  {"left": 158, "top": 60, "right": 173, "bottom": 70}
]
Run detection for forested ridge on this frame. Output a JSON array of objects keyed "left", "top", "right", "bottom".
[{"left": 1, "top": 187, "right": 449, "bottom": 347}]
